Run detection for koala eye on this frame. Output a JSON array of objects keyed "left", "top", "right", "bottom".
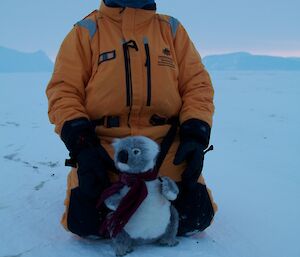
[{"left": 132, "top": 148, "right": 141, "bottom": 155}]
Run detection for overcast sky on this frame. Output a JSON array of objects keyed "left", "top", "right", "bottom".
[{"left": 1, "top": 0, "right": 299, "bottom": 59}]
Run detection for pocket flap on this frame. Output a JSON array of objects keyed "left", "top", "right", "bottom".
[{"left": 98, "top": 50, "right": 116, "bottom": 65}]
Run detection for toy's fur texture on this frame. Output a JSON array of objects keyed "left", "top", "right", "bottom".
[
  {"left": 105, "top": 136, "right": 179, "bottom": 256},
  {"left": 112, "top": 136, "right": 159, "bottom": 173}
]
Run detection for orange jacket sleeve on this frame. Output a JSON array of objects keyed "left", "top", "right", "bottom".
[
  {"left": 46, "top": 25, "right": 93, "bottom": 134},
  {"left": 174, "top": 22, "right": 215, "bottom": 127}
]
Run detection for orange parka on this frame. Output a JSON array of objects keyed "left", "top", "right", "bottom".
[{"left": 46, "top": 2, "right": 217, "bottom": 229}]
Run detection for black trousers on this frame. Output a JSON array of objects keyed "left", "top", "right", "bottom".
[{"left": 67, "top": 182, "right": 215, "bottom": 237}]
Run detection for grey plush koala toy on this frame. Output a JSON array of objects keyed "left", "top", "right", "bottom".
[{"left": 100, "top": 136, "right": 179, "bottom": 256}]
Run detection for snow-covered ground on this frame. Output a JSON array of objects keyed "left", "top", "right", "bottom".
[{"left": 0, "top": 71, "right": 299, "bottom": 257}]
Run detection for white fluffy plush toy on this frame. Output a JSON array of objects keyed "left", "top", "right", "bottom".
[{"left": 99, "top": 136, "right": 179, "bottom": 256}]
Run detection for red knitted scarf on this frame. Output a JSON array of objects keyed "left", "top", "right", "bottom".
[{"left": 96, "top": 169, "right": 158, "bottom": 237}]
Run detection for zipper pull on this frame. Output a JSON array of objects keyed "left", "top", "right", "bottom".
[{"left": 125, "top": 40, "right": 139, "bottom": 51}]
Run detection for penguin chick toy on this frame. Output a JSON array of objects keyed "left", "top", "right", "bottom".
[{"left": 99, "top": 136, "right": 179, "bottom": 256}]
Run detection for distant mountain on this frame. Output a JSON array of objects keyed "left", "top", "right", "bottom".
[
  {"left": 203, "top": 52, "right": 300, "bottom": 71},
  {"left": 0, "top": 46, "right": 53, "bottom": 73},
  {"left": 2, "top": 47, "right": 300, "bottom": 72}
]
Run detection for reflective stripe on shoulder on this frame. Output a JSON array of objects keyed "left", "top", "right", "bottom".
[
  {"left": 168, "top": 16, "right": 180, "bottom": 38},
  {"left": 75, "top": 19, "right": 97, "bottom": 39}
]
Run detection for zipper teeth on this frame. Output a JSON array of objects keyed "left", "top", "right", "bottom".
[
  {"left": 144, "top": 42, "right": 152, "bottom": 106},
  {"left": 127, "top": 48, "right": 133, "bottom": 106},
  {"left": 127, "top": 47, "right": 133, "bottom": 128},
  {"left": 123, "top": 43, "right": 131, "bottom": 107}
]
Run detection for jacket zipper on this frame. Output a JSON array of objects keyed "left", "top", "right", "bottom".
[
  {"left": 144, "top": 37, "right": 152, "bottom": 106},
  {"left": 122, "top": 40, "right": 138, "bottom": 127},
  {"left": 122, "top": 42, "right": 131, "bottom": 107}
]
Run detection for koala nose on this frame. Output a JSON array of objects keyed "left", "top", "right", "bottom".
[{"left": 118, "top": 150, "right": 128, "bottom": 164}]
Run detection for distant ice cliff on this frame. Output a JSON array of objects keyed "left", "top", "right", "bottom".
[
  {"left": 203, "top": 52, "right": 300, "bottom": 71},
  {"left": 0, "top": 46, "right": 53, "bottom": 73}
]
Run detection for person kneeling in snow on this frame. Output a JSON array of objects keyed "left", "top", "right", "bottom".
[{"left": 46, "top": 0, "right": 217, "bottom": 238}]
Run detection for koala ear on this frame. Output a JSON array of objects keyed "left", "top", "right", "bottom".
[{"left": 112, "top": 138, "right": 121, "bottom": 150}]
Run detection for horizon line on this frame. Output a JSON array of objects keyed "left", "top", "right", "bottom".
[{"left": 1, "top": 45, "right": 300, "bottom": 62}]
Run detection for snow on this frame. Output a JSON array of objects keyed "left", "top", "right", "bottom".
[{"left": 0, "top": 71, "right": 300, "bottom": 257}]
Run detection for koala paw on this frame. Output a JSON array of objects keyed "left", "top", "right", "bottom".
[
  {"left": 105, "top": 186, "right": 130, "bottom": 211},
  {"left": 161, "top": 177, "right": 179, "bottom": 201},
  {"left": 115, "top": 246, "right": 133, "bottom": 257},
  {"left": 105, "top": 194, "right": 121, "bottom": 211},
  {"left": 158, "top": 238, "right": 179, "bottom": 247},
  {"left": 113, "top": 230, "right": 134, "bottom": 256}
]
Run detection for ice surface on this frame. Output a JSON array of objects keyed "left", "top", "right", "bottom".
[{"left": 0, "top": 71, "right": 299, "bottom": 257}]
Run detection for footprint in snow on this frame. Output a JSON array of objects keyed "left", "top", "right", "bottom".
[
  {"left": 38, "top": 161, "right": 59, "bottom": 168},
  {"left": 2, "top": 249, "right": 33, "bottom": 257},
  {"left": 3, "top": 153, "right": 20, "bottom": 162},
  {"left": 3, "top": 153, "right": 60, "bottom": 171},
  {"left": 23, "top": 161, "right": 39, "bottom": 169},
  {"left": 3, "top": 153, "right": 39, "bottom": 169},
  {"left": 1, "top": 253, "right": 22, "bottom": 257},
  {"left": 0, "top": 205, "right": 9, "bottom": 210},
  {"left": 34, "top": 181, "right": 48, "bottom": 191},
  {"left": 6, "top": 121, "right": 20, "bottom": 127}
]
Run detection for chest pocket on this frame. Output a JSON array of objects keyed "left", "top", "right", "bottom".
[{"left": 144, "top": 35, "right": 181, "bottom": 118}]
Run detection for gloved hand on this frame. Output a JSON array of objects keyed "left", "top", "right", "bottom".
[
  {"left": 173, "top": 182, "right": 215, "bottom": 236},
  {"left": 61, "top": 118, "right": 114, "bottom": 198},
  {"left": 173, "top": 119, "right": 211, "bottom": 188},
  {"left": 76, "top": 145, "right": 113, "bottom": 198}
]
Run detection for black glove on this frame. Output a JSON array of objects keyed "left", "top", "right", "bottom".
[
  {"left": 61, "top": 118, "right": 114, "bottom": 198},
  {"left": 173, "top": 119, "right": 211, "bottom": 188},
  {"left": 173, "top": 182, "right": 215, "bottom": 236},
  {"left": 67, "top": 187, "right": 108, "bottom": 237}
]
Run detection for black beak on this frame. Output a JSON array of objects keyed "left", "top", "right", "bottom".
[{"left": 117, "top": 150, "right": 128, "bottom": 164}]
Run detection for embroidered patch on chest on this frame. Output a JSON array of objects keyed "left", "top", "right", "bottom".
[
  {"left": 158, "top": 47, "right": 175, "bottom": 68},
  {"left": 158, "top": 55, "right": 176, "bottom": 69},
  {"left": 163, "top": 48, "right": 171, "bottom": 56}
]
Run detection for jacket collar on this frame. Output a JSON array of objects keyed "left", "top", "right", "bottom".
[
  {"left": 103, "top": 0, "right": 156, "bottom": 10},
  {"left": 99, "top": 1, "right": 156, "bottom": 26}
]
